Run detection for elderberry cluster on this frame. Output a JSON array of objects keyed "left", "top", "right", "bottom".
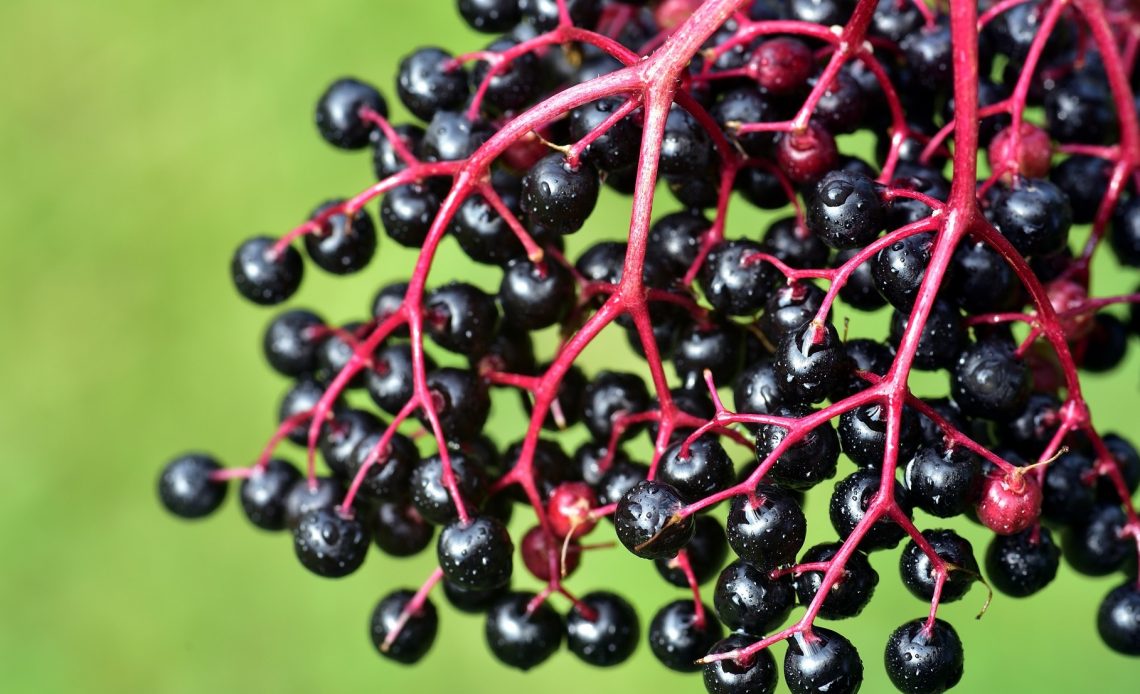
[{"left": 160, "top": 0, "right": 1140, "bottom": 692}]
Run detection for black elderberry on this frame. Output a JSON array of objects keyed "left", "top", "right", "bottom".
[
  {"left": 904, "top": 446, "right": 983, "bottom": 518},
  {"left": 999, "top": 393, "right": 1061, "bottom": 458},
  {"left": 1041, "top": 451, "right": 1097, "bottom": 525},
  {"left": 655, "top": 516, "right": 729, "bottom": 587},
  {"left": 596, "top": 459, "right": 650, "bottom": 508},
  {"left": 305, "top": 200, "right": 377, "bottom": 275},
  {"left": 699, "top": 240, "right": 780, "bottom": 316},
  {"left": 1051, "top": 155, "right": 1113, "bottom": 225},
  {"left": 231, "top": 236, "right": 303, "bottom": 306},
  {"left": 899, "top": 530, "right": 978, "bottom": 603},
  {"left": 714, "top": 559, "right": 796, "bottom": 634},
  {"left": 411, "top": 451, "right": 488, "bottom": 525},
  {"left": 1083, "top": 314, "right": 1129, "bottom": 372},
  {"left": 794, "top": 543, "right": 879, "bottom": 619},
  {"left": 372, "top": 123, "right": 424, "bottom": 181},
  {"left": 830, "top": 468, "right": 912, "bottom": 551},
  {"left": 673, "top": 322, "right": 745, "bottom": 389},
  {"left": 783, "top": 627, "right": 863, "bottom": 694},
  {"left": 381, "top": 183, "right": 442, "bottom": 247},
  {"left": 830, "top": 338, "right": 893, "bottom": 401},
  {"left": 1098, "top": 582, "right": 1140, "bottom": 655},
  {"left": 318, "top": 408, "right": 383, "bottom": 478},
  {"left": 757, "top": 282, "right": 825, "bottom": 345},
  {"left": 712, "top": 86, "right": 778, "bottom": 157},
  {"left": 805, "top": 170, "right": 884, "bottom": 250},
  {"left": 471, "top": 38, "right": 539, "bottom": 114},
  {"left": 734, "top": 358, "right": 785, "bottom": 418},
  {"left": 762, "top": 217, "right": 831, "bottom": 269},
  {"left": 835, "top": 249, "right": 888, "bottom": 311},
  {"left": 498, "top": 258, "right": 574, "bottom": 330},
  {"left": 838, "top": 402, "right": 921, "bottom": 470},
  {"left": 422, "top": 110, "right": 493, "bottom": 162},
  {"left": 1044, "top": 76, "right": 1112, "bottom": 145},
  {"left": 263, "top": 309, "right": 325, "bottom": 378},
  {"left": 569, "top": 96, "right": 642, "bottom": 172},
  {"left": 647, "top": 210, "right": 710, "bottom": 276},
  {"left": 315, "top": 78, "right": 386, "bottom": 150},
  {"left": 615, "top": 481, "right": 694, "bottom": 559},
  {"left": 279, "top": 378, "right": 340, "bottom": 445},
  {"left": 369, "top": 500, "right": 433, "bottom": 557},
  {"left": 313, "top": 324, "right": 368, "bottom": 389},
  {"left": 990, "top": 178, "right": 1073, "bottom": 258},
  {"left": 950, "top": 238, "right": 1020, "bottom": 314},
  {"left": 884, "top": 618, "right": 964, "bottom": 694},
  {"left": 565, "top": 591, "right": 640, "bottom": 667},
  {"left": 344, "top": 431, "right": 418, "bottom": 503},
  {"left": 661, "top": 106, "right": 715, "bottom": 176},
  {"left": 424, "top": 283, "right": 499, "bottom": 357},
  {"left": 658, "top": 437, "right": 734, "bottom": 505},
  {"left": 484, "top": 592, "right": 563, "bottom": 670},
  {"left": 726, "top": 486, "right": 807, "bottom": 570},
  {"left": 458, "top": 0, "right": 521, "bottom": 33},
  {"left": 283, "top": 476, "right": 345, "bottom": 530},
  {"left": 755, "top": 406, "right": 840, "bottom": 491},
  {"left": 366, "top": 343, "right": 430, "bottom": 416},
  {"left": 772, "top": 321, "right": 849, "bottom": 405},
  {"left": 369, "top": 590, "right": 438, "bottom": 664},
  {"left": 951, "top": 338, "right": 1032, "bottom": 420},
  {"left": 239, "top": 459, "right": 301, "bottom": 531},
  {"left": 1063, "top": 503, "right": 1130, "bottom": 576},
  {"left": 158, "top": 453, "right": 227, "bottom": 519},
  {"left": 872, "top": 231, "right": 934, "bottom": 311},
  {"left": 889, "top": 299, "right": 965, "bottom": 371},
  {"left": 520, "top": 154, "right": 600, "bottom": 235},
  {"left": 396, "top": 47, "right": 469, "bottom": 121},
  {"left": 518, "top": 0, "right": 602, "bottom": 31},
  {"left": 648, "top": 599, "right": 723, "bottom": 673},
  {"left": 292, "top": 507, "right": 369, "bottom": 578},
  {"left": 437, "top": 515, "right": 513, "bottom": 590},
  {"left": 704, "top": 634, "right": 780, "bottom": 694},
  {"left": 985, "top": 526, "right": 1061, "bottom": 597},
  {"left": 580, "top": 370, "right": 651, "bottom": 442}
]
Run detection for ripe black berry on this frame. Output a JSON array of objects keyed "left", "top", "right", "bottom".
[
  {"left": 830, "top": 468, "right": 911, "bottom": 551},
  {"left": 304, "top": 200, "right": 377, "bottom": 275},
  {"left": 1098, "top": 581, "right": 1140, "bottom": 656},
  {"left": 714, "top": 559, "right": 796, "bottom": 634},
  {"left": 484, "top": 592, "right": 563, "bottom": 670},
  {"left": 615, "top": 480, "right": 695, "bottom": 559},
  {"left": 772, "top": 322, "right": 849, "bottom": 405},
  {"left": 231, "top": 236, "right": 303, "bottom": 306},
  {"left": 396, "top": 48, "right": 469, "bottom": 121},
  {"left": 520, "top": 154, "right": 600, "bottom": 235},
  {"left": 899, "top": 530, "right": 978, "bottom": 603},
  {"left": 989, "top": 178, "right": 1073, "bottom": 257},
  {"left": 369, "top": 501, "right": 434, "bottom": 557},
  {"left": 658, "top": 437, "right": 734, "bottom": 504},
  {"left": 424, "top": 282, "right": 499, "bottom": 356},
  {"left": 648, "top": 599, "right": 723, "bottom": 672},
  {"left": 565, "top": 591, "right": 640, "bottom": 667},
  {"left": 703, "top": 634, "right": 779, "bottom": 694},
  {"left": 292, "top": 508, "right": 369, "bottom": 578},
  {"left": 838, "top": 402, "right": 921, "bottom": 469},
  {"left": 783, "top": 628, "right": 863, "bottom": 694},
  {"left": 158, "top": 453, "right": 227, "bottom": 519},
  {"left": 985, "top": 526, "right": 1061, "bottom": 597},
  {"left": 239, "top": 459, "right": 301, "bottom": 531},
  {"left": 437, "top": 515, "right": 513, "bottom": 590},
  {"left": 755, "top": 406, "right": 840, "bottom": 490},
  {"left": 655, "top": 515, "right": 729, "bottom": 587},
  {"left": 369, "top": 590, "right": 438, "bottom": 664},
  {"left": 951, "top": 338, "right": 1031, "bottom": 419},
  {"left": 794, "top": 543, "right": 879, "bottom": 619},
  {"left": 903, "top": 445, "right": 983, "bottom": 518},
  {"left": 726, "top": 486, "right": 808, "bottom": 570},
  {"left": 700, "top": 240, "right": 780, "bottom": 316},
  {"left": 315, "top": 78, "right": 386, "bottom": 149},
  {"left": 498, "top": 258, "right": 575, "bottom": 330},
  {"left": 410, "top": 451, "right": 488, "bottom": 525},
  {"left": 884, "top": 618, "right": 964, "bottom": 694},
  {"left": 381, "top": 183, "right": 442, "bottom": 247},
  {"left": 805, "top": 170, "right": 884, "bottom": 250}
]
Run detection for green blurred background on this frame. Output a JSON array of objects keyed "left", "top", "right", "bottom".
[{"left": 1, "top": 0, "right": 1137, "bottom": 691}]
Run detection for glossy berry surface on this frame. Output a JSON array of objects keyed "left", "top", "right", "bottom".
[
  {"left": 369, "top": 590, "right": 438, "bottom": 664},
  {"left": 437, "top": 515, "right": 513, "bottom": 590},
  {"left": 484, "top": 592, "right": 564, "bottom": 671},
  {"left": 292, "top": 508, "right": 369, "bottom": 578},
  {"left": 783, "top": 628, "right": 863, "bottom": 694},
  {"left": 647, "top": 600, "right": 723, "bottom": 673},
  {"left": 158, "top": 453, "right": 227, "bottom": 519},
  {"left": 565, "top": 591, "right": 640, "bottom": 667},
  {"left": 884, "top": 618, "right": 965, "bottom": 694}
]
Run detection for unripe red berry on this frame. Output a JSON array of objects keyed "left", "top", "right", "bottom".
[
  {"left": 976, "top": 471, "right": 1043, "bottom": 535},
  {"left": 750, "top": 38, "right": 814, "bottom": 95},
  {"left": 777, "top": 123, "right": 839, "bottom": 185},
  {"left": 988, "top": 123, "right": 1053, "bottom": 179},
  {"left": 521, "top": 525, "right": 582, "bottom": 580},
  {"left": 1046, "top": 278, "right": 1094, "bottom": 339},
  {"left": 547, "top": 481, "right": 599, "bottom": 539}
]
